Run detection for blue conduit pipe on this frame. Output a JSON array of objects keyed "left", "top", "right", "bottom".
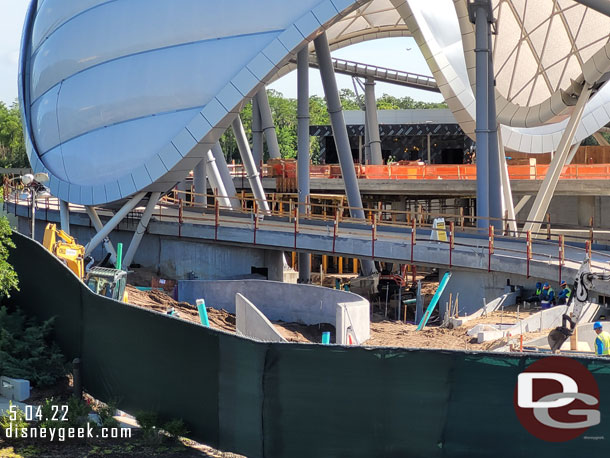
[
  {"left": 196, "top": 299, "right": 210, "bottom": 327},
  {"left": 416, "top": 272, "right": 453, "bottom": 331}
]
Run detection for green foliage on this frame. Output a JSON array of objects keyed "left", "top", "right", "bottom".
[
  {"left": 0, "top": 402, "right": 28, "bottom": 437},
  {"left": 0, "top": 307, "right": 65, "bottom": 387},
  {"left": 39, "top": 396, "right": 91, "bottom": 430},
  {"left": 162, "top": 419, "right": 189, "bottom": 440},
  {"left": 95, "top": 400, "right": 119, "bottom": 429},
  {"left": 0, "top": 101, "right": 28, "bottom": 168},
  {"left": 218, "top": 89, "right": 445, "bottom": 165},
  {"left": 0, "top": 217, "right": 18, "bottom": 298},
  {"left": 135, "top": 411, "right": 161, "bottom": 444}
]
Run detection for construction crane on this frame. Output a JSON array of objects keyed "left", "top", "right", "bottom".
[{"left": 42, "top": 223, "right": 128, "bottom": 302}]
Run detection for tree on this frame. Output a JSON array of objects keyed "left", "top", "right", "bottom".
[{"left": 0, "top": 100, "right": 29, "bottom": 168}]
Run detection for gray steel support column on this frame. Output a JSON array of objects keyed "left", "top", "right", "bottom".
[
  {"left": 205, "top": 149, "right": 233, "bottom": 210},
  {"left": 297, "top": 46, "right": 311, "bottom": 283},
  {"left": 427, "top": 134, "right": 431, "bottom": 163},
  {"left": 251, "top": 96, "right": 264, "bottom": 168},
  {"left": 364, "top": 110, "right": 371, "bottom": 164},
  {"left": 256, "top": 89, "right": 281, "bottom": 160},
  {"left": 314, "top": 32, "right": 376, "bottom": 276},
  {"left": 364, "top": 78, "right": 383, "bottom": 165},
  {"left": 211, "top": 142, "right": 240, "bottom": 210},
  {"left": 593, "top": 132, "right": 610, "bottom": 146},
  {"left": 471, "top": 1, "right": 491, "bottom": 229},
  {"left": 193, "top": 159, "right": 207, "bottom": 206},
  {"left": 59, "top": 200, "right": 70, "bottom": 235},
  {"left": 123, "top": 192, "right": 161, "bottom": 268},
  {"left": 524, "top": 85, "right": 592, "bottom": 235},
  {"left": 84, "top": 192, "right": 146, "bottom": 257},
  {"left": 497, "top": 128, "right": 517, "bottom": 234},
  {"left": 85, "top": 206, "right": 118, "bottom": 263},
  {"left": 487, "top": 20, "right": 502, "bottom": 230},
  {"left": 232, "top": 115, "right": 270, "bottom": 213}
]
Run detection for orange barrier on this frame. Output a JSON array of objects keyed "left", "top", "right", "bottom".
[{"left": 229, "top": 162, "right": 610, "bottom": 181}]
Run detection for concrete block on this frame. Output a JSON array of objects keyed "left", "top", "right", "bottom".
[
  {"left": 235, "top": 293, "right": 287, "bottom": 343},
  {"left": 467, "top": 324, "right": 499, "bottom": 337},
  {"left": 477, "top": 330, "right": 505, "bottom": 343},
  {"left": 0, "top": 376, "right": 30, "bottom": 402}
]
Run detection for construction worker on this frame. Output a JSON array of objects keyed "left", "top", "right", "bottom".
[
  {"left": 594, "top": 322, "right": 610, "bottom": 356},
  {"left": 525, "top": 282, "right": 543, "bottom": 304},
  {"left": 540, "top": 283, "right": 555, "bottom": 309},
  {"left": 557, "top": 280, "right": 571, "bottom": 305}
]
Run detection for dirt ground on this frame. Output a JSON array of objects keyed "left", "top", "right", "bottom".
[{"left": 125, "top": 286, "right": 551, "bottom": 350}]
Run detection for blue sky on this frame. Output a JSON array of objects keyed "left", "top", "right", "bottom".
[{"left": 0, "top": 1, "right": 443, "bottom": 105}]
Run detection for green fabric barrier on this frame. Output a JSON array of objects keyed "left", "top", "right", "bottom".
[{"left": 5, "top": 231, "right": 610, "bottom": 457}]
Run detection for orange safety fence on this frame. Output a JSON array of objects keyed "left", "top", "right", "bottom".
[{"left": 229, "top": 162, "right": 610, "bottom": 181}]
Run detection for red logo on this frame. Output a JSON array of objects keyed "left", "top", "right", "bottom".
[{"left": 514, "top": 356, "right": 600, "bottom": 442}]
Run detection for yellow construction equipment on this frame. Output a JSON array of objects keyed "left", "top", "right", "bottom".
[
  {"left": 42, "top": 223, "right": 85, "bottom": 279},
  {"left": 42, "top": 223, "right": 128, "bottom": 302}
]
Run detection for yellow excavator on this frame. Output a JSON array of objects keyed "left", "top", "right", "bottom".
[{"left": 43, "top": 223, "right": 128, "bottom": 302}]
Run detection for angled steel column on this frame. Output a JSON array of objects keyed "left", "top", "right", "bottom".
[
  {"left": 85, "top": 206, "right": 117, "bottom": 263},
  {"left": 469, "top": 0, "right": 491, "bottom": 229},
  {"left": 84, "top": 191, "right": 146, "bottom": 257},
  {"left": 232, "top": 115, "right": 270, "bottom": 213},
  {"left": 487, "top": 22, "right": 503, "bottom": 230},
  {"left": 497, "top": 128, "right": 517, "bottom": 234},
  {"left": 211, "top": 142, "right": 240, "bottom": 210},
  {"left": 514, "top": 195, "right": 531, "bottom": 215},
  {"left": 524, "top": 85, "right": 592, "bottom": 235},
  {"left": 256, "top": 89, "right": 281, "bottom": 160},
  {"left": 251, "top": 96, "right": 264, "bottom": 168},
  {"left": 297, "top": 46, "right": 311, "bottom": 283},
  {"left": 593, "top": 132, "right": 610, "bottom": 146},
  {"left": 314, "top": 32, "right": 375, "bottom": 276},
  {"left": 205, "top": 148, "right": 233, "bottom": 210},
  {"left": 364, "top": 78, "right": 383, "bottom": 165},
  {"left": 193, "top": 159, "right": 207, "bottom": 206},
  {"left": 59, "top": 200, "right": 70, "bottom": 235},
  {"left": 123, "top": 192, "right": 161, "bottom": 268}
]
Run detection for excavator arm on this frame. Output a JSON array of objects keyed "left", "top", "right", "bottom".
[
  {"left": 42, "top": 223, "right": 85, "bottom": 279},
  {"left": 569, "top": 258, "right": 610, "bottom": 322}
]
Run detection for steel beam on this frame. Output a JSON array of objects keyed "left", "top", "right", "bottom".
[
  {"left": 364, "top": 78, "right": 383, "bottom": 165},
  {"left": 514, "top": 195, "right": 531, "bottom": 215},
  {"left": 193, "top": 159, "right": 207, "bottom": 206},
  {"left": 85, "top": 206, "right": 118, "bottom": 263},
  {"left": 314, "top": 32, "right": 376, "bottom": 276},
  {"left": 256, "top": 89, "right": 281, "bottom": 160},
  {"left": 497, "top": 128, "right": 517, "bottom": 234},
  {"left": 524, "top": 85, "right": 592, "bottom": 235},
  {"left": 297, "top": 46, "right": 311, "bottom": 283},
  {"left": 251, "top": 96, "right": 264, "bottom": 169},
  {"left": 211, "top": 142, "right": 240, "bottom": 210},
  {"left": 59, "top": 200, "right": 70, "bottom": 235},
  {"left": 487, "top": 23, "right": 503, "bottom": 229},
  {"left": 205, "top": 149, "right": 233, "bottom": 210},
  {"left": 232, "top": 115, "right": 270, "bottom": 213},
  {"left": 593, "top": 132, "right": 610, "bottom": 146},
  {"left": 123, "top": 192, "right": 161, "bottom": 268},
  {"left": 471, "top": 1, "right": 491, "bottom": 229}
]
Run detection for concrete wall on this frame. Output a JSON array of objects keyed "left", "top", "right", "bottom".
[
  {"left": 235, "top": 293, "right": 287, "bottom": 343},
  {"left": 439, "top": 269, "right": 531, "bottom": 318},
  {"left": 515, "top": 195, "right": 610, "bottom": 229},
  {"left": 177, "top": 280, "right": 370, "bottom": 344},
  {"left": 19, "top": 217, "right": 285, "bottom": 282}
]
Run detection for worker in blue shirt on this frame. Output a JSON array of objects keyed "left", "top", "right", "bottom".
[
  {"left": 540, "top": 283, "right": 555, "bottom": 309},
  {"left": 594, "top": 322, "right": 610, "bottom": 356},
  {"left": 557, "top": 280, "right": 571, "bottom": 305}
]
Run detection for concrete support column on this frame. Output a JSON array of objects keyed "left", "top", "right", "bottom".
[
  {"left": 232, "top": 115, "right": 270, "bottom": 213},
  {"left": 297, "top": 46, "right": 311, "bottom": 283},
  {"left": 256, "top": 89, "right": 281, "bottom": 160},
  {"left": 578, "top": 196, "right": 596, "bottom": 227},
  {"left": 123, "top": 192, "right": 161, "bottom": 268},
  {"left": 251, "top": 96, "right": 264, "bottom": 168},
  {"left": 205, "top": 149, "right": 233, "bottom": 210},
  {"left": 84, "top": 191, "right": 146, "bottom": 257},
  {"left": 59, "top": 200, "right": 70, "bottom": 235},
  {"left": 364, "top": 78, "right": 383, "bottom": 165},
  {"left": 193, "top": 159, "right": 207, "bottom": 206},
  {"left": 211, "top": 142, "right": 240, "bottom": 209},
  {"left": 314, "top": 31, "right": 375, "bottom": 276}
]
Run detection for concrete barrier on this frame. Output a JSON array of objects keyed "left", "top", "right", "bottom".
[
  {"left": 235, "top": 293, "right": 287, "bottom": 343},
  {"left": 178, "top": 280, "right": 370, "bottom": 344},
  {"left": 449, "top": 291, "right": 521, "bottom": 327}
]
